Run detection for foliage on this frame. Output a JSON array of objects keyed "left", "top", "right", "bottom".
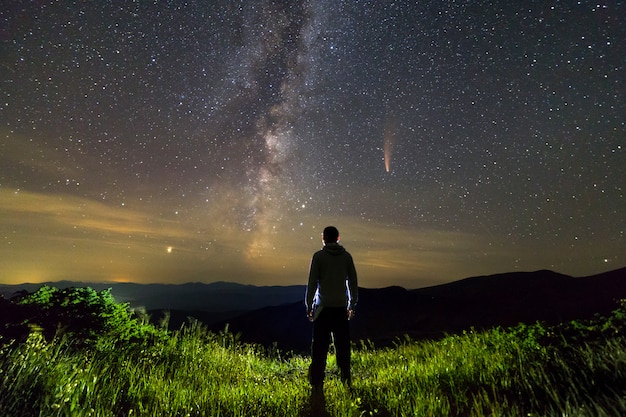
[
  {"left": 1, "top": 290, "right": 626, "bottom": 416},
  {"left": 4, "top": 286, "right": 164, "bottom": 349},
  {"left": 548, "top": 299, "right": 626, "bottom": 345}
]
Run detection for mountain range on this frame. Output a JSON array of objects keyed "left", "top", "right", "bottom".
[
  {"left": 2, "top": 267, "right": 625, "bottom": 353},
  {"left": 0, "top": 280, "right": 304, "bottom": 313}
]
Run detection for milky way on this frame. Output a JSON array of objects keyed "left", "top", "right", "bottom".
[{"left": 1, "top": 1, "right": 624, "bottom": 287}]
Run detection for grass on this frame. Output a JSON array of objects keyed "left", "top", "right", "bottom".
[{"left": 2, "top": 307, "right": 626, "bottom": 416}]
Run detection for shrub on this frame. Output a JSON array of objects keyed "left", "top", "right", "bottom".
[{"left": 12, "top": 286, "right": 163, "bottom": 349}]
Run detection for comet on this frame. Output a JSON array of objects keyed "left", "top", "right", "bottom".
[{"left": 383, "top": 120, "right": 395, "bottom": 173}]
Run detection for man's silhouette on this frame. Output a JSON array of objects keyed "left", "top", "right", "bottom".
[{"left": 305, "top": 226, "right": 358, "bottom": 391}]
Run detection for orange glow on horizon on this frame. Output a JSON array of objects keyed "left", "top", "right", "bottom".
[{"left": 111, "top": 276, "right": 132, "bottom": 283}]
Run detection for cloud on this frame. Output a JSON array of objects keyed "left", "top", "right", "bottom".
[
  {"left": 0, "top": 188, "right": 618, "bottom": 287},
  {"left": 0, "top": 188, "right": 185, "bottom": 240},
  {"left": 0, "top": 189, "right": 251, "bottom": 284}
]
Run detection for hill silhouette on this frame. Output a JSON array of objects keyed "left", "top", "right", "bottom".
[
  {"left": 205, "top": 267, "right": 626, "bottom": 352},
  {"left": 2, "top": 267, "right": 625, "bottom": 353},
  {"left": 0, "top": 281, "right": 304, "bottom": 313}
]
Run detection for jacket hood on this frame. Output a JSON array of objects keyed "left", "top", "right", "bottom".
[{"left": 322, "top": 242, "right": 346, "bottom": 256}]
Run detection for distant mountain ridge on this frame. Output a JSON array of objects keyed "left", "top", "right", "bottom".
[
  {"left": 2, "top": 267, "right": 626, "bottom": 353},
  {"left": 206, "top": 267, "right": 626, "bottom": 352},
  {"left": 0, "top": 281, "right": 305, "bottom": 313}
]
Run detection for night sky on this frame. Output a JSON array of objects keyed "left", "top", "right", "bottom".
[{"left": 1, "top": 1, "right": 624, "bottom": 288}]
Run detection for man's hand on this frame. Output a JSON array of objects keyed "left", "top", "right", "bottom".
[
  {"left": 308, "top": 309, "right": 315, "bottom": 322},
  {"left": 347, "top": 309, "right": 355, "bottom": 320}
]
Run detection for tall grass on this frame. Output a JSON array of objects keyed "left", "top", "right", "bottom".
[
  {"left": 2, "top": 317, "right": 626, "bottom": 416},
  {"left": 350, "top": 328, "right": 626, "bottom": 416},
  {"left": 1, "top": 322, "right": 312, "bottom": 417}
]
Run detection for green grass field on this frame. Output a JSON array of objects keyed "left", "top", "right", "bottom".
[{"left": 2, "top": 287, "right": 626, "bottom": 416}]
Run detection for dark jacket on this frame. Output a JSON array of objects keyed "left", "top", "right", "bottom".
[{"left": 305, "top": 242, "right": 358, "bottom": 314}]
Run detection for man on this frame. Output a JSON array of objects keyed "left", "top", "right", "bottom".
[{"left": 305, "top": 226, "right": 358, "bottom": 390}]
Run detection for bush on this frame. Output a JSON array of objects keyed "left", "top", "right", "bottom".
[{"left": 8, "top": 286, "right": 163, "bottom": 349}]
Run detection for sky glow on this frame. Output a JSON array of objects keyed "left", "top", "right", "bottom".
[{"left": 1, "top": 1, "right": 624, "bottom": 288}]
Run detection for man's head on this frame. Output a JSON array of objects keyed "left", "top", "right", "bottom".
[{"left": 322, "top": 226, "right": 340, "bottom": 244}]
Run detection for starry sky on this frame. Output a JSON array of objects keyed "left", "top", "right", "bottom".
[{"left": 1, "top": 1, "right": 624, "bottom": 288}]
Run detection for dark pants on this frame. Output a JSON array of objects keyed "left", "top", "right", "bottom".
[{"left": 309, "top": 307, "right": 351, "bottom": 386}]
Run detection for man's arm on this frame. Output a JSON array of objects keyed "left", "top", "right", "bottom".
[
  {"left": 347, "top": 254, "right": 358, "bottom": 310},
  {"left": 305, "top": 254, "right": 319, "bottom": 312}
]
